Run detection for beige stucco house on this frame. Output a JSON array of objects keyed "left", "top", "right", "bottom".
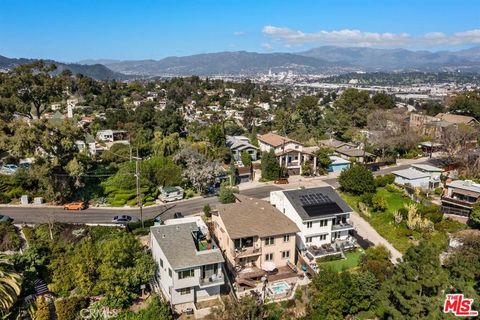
[{"left": 212, "top": 195, "right": 299, "bottom": 285}]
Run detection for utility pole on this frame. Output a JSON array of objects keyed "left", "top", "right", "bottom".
[{"left": 134, "top": 149, "right": 144, "bottom": 228}]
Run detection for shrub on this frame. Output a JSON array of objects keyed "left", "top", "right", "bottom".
[
  {"left": 21, "top": 225, "right": 35, "bottom": 244},
  {"left": 218, "top": 182, "right": 238, "bottom": 204},
  {"left": 397, "top": 207, "right": 409, "bottom": 220},
  {"left": 375, "top": 174, "right": 395, "bottom": 187},
  {"left": 418, "top": 205, "right": 443, "bottom": 223},
  {"left": 54, "top": 296, "right": 89, "bottom": 320},
  {"left": 203, "top": 204, "right": 212, "bottom": 218},
  {"left": 434, "top": 187, "right": 443, "bottom": 195},
  {"left": 127, "top": 219, "right": 154, "bottom": 231},
  {"left": 5, "top": 186, "right": 24, "bottom": 199},
  {"left": 317, "top": 253, "right": 343, "bottom": 263},
  {"left": 385, "top": 183, "right": 403, "bottom": 193},
  {"left": 371, "top": 194, "right": 387, "bottom": 212},
  {"left": 338, "top": 165, "right": 376, "bottom": 195},
  {"left": 0, "top": 192, "right": 11, "bottom": 204},
  {"left": 359, "top": 193, "right": 374, "bottom": 206},
  {"left": 0, "top": 222, "right": 21, "bottom": 251}
]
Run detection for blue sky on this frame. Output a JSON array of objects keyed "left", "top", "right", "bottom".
[{"left": 1, "top": 0, "right": 479, "bottom": 61}]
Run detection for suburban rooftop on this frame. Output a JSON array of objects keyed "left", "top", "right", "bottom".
[
  {"left": 281, "top": 187, "right": 352, "bottom": 221},
  {"left": 257, "top": 132, "right": 302, "bottom": 147},
  {"left": 448, "top": 180, "right": 480, "bottom": 194},
  {"left": 215, "top": 194, "right": 299, "bottom": 239},
  {"left": 392, "top": 168, "right": 431, "bottom": 179},
  {"left": 150, "top": 222, "right": 224, "bottom": 270}
]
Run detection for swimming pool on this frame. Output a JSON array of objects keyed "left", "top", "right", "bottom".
[{"left": 268, "top": 281, "right": 290, "bottom": 296}]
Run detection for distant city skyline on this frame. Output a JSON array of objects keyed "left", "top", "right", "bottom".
[{"left": 1, "top": 0, "right": 479, "bottom": 62}]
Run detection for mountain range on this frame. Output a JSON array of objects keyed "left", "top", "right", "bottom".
[
  {"left": 2, "top": 46, "right": 480, "bottom": 79},
  {"left": 0, "top": 55, "right": 129, "bottom": 80}
]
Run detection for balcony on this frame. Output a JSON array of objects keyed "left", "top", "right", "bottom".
[
  {"left": 233, "top": 247, "right": 261, "bottom": 259},
  {"left": 199, "top": 273, "right": 224, "bottom": 288},
  {"left": 441, "top": 196, "right": 476, "bottom": 209},
  {"left": 332, "top": 221, "right": 354, "bottom": 231}
]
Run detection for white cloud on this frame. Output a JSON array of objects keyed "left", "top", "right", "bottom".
[
  {"left": 262, "top": 26, "right": 480, "bottom": 48},
  {"left": 261, "top": 43, "right": 274, "bottom": 51},
  {"left": 233, "top": 31, "right": 246, "bottom": 36}
]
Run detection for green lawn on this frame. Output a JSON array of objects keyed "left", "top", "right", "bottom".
[
  {"left": 318, "top": 250, "right": 363, "bottom": 272},
  {"left": 341, "top": 187, "right": 466, "bottom": 253}
]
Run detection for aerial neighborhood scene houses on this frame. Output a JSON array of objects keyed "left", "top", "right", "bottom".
[{"left": 2, "top": 1, "right": 480, "bottom": 318}]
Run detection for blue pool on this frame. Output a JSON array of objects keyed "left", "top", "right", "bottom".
[{"left": 268, "top": 281, "right": 290, "bottom": 295}]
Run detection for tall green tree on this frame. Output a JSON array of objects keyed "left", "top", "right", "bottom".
[
  {"left": 338, "top": 165, "right": 376, "bottom": 194},
  {"left": 4, "top": 61, "right": 62, "bottom": 119},
  {"left": 260, "top": 150, "right": 281, "bottom": 181}
]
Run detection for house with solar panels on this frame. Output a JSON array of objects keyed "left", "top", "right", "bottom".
[{"left": 270, "top": 187, "right": 357, "bottom": 266}]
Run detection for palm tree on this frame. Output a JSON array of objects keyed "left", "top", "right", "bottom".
[{"left": 0, "top": 256, "right": 22, "bottom": 317}]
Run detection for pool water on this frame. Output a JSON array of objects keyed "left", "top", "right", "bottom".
[{"left": 269, "top": 281, "right": 290, "bottom": 295}]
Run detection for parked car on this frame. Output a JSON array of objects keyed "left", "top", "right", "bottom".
[
  {"left": 0, "top": 164, "right": 18, "bottom": 174},
  {"left": 18, "top": 163, "right": 31, "bottom": 169},
  {"left": 158, "top": 186, "right": 184, "bottom": 202},
  {"left": 0, "top": 214, "right": 13, "bottom": 222},
  {"left": 173, "top": 212, "right": 184, "bottom": 219},
  {"left": 63, "top": 201, "right": 86, "bottom": 210},
  {"left": 112, "top": 215, "right": 133, "bottom": 224},
  {"left": 274, "top": 177, "right": 289, "bottom": 184}
]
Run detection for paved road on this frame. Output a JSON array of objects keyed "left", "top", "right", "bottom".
[{"left": 0, "top": 185, "right": 281, "bottom": 224}]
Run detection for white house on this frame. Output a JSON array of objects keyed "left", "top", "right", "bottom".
[
  {"left": 257, "top": 132, "right": 318, "bottom": 175},
  {"left": 392, "top": 164, "right": 443, "bottom": 189},
  {"left": 96, "top": 129, "right": 129, "bottom": 143},
  {"left": 410, "top": 164, "right": 443, "bottom": 188},
  {"left": 257, "top": 132, "right": 303, "bottom": 154},
  {"left": 226, "top": 136, "right": 258, "bottom": 162},
  {"left": 270, "top": 187, "right": 356, "bottom": 266},
  {"left": 150, "top": 218, "right": 225, "bottom": 313}
]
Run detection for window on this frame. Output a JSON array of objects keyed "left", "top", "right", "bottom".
[
  {"left": 306, "top": 222, "right": 313, "bottom": 228},
  {"left": 265, "top": 236, "right": 275, "bottom": 246},
  {"left": 168, "top": 268, "right": 172, "bottom": 278},
  {"left": 159, "top": 258, "right": 164, "bottom": 268},
  {"left": 179, "top": 287, "right": 191, "bottom": 295},
  {"left": 281, "top": 251, "right": 290, "bottom": 259},
  {"left": 319, "top": 234, "right": 327, "bottom": 240},
  {"left": 265, "top": 253, "right": 273, "bottom": 261},
  {"left": 178, "top": 269, "right": 195, "bottom": 279},
  {"left": 320, "top": 220, "right": 328, "bottom": 227},
  {"left": 306, "top": 237, "right": 313, "bottom": 243},
  {"left": 283, "top": 234, "right": 290, "bottom": 242}
]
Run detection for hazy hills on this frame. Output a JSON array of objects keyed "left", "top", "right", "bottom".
[
  {"left": 90, "top": 46, "right": 480, "bottom": 76},
  {"left": 2, "top": 46, "right": 480, "bottom": 78},
  {"left": 0, "top": 55, "right": 130, "bottom": 80}
]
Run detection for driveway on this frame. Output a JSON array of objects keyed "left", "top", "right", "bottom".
[{"left": 349, "top": 211, "right": 403, "bottom": 263}]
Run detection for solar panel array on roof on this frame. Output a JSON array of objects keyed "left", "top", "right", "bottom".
[
  {"left": 299, "top": 193, "right": 333, "bottom": 206},
  {"left": 303, "top": 203, "right": 343, "bottom": 216}
]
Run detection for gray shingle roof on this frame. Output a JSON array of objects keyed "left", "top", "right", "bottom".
[
  {"left": 282, "top": 187, "right": 352, "bottom": 221},
  {"left": 150, "top": 222, "right": 224, "bottom": 270}
]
